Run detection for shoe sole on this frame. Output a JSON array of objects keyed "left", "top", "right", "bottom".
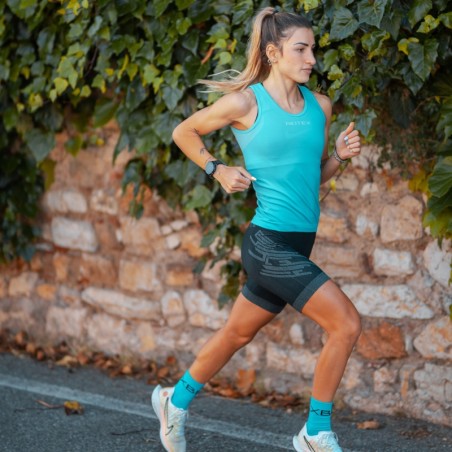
[
  {"left": 152, "top": 385, "right": 171, "bottom": 452},
  {"left": 293, "top": 435, "right": 308, "bottom": 452}
]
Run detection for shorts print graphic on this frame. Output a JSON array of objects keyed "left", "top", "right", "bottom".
[{"left": 241, "top": 224, "right": 330, "bottom": 313}]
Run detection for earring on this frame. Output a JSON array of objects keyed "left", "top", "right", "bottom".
[{"left": 267, "top": 58, "right": 272, "bottom": 65}]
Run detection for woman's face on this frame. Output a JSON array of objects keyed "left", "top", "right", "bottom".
[{"left": 277, "top": 27, "right": 316, "bottom": 84}]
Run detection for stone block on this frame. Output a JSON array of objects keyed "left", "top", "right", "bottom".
[
  {"left": 166, "top": 266, "right": 194, "bottom": 286},
  {"left": 51, "top": 217, "right": 98, "bottom": 252},
  {"left": 335, "top": 172, "right": 359, "bottom": 191},
  {"left": 266, "top": 342, "right": 318, "bottom": 377},
  {"left": 8, "top": 272, "right": 39, "bottom": 297},
  {"left": 311, "top": 244, "right": 363, "bottom": 278},
  {"left": 81, "top": 287, "right": 161, "bottom": 321},
  {"left": 90, "top": 189, "right": 119, "bottom": 215},
  {"left": 373, "top": 248, "right": 415, "bottom": 276},
  {"left": 341, "top": 358, "right": 364, "bottom": 390},
  {"left": 380, "top": 195, "right": 423, "bottom": 243},
  {"left": 161, "top": 290, "right": 186, "bottom": 327},
  {"left": 289, "top": 323, "right": 305, "bottom": 345},
  {"left": 423, "top": 240, "right": 451, "bottom": 288},
  {"left": 44, "top": 188, "right": 88, "bottom": 213},
  {"left": 351, "top": 144, "right": 381, "bottom": 170},
  {"left": 413, "top": 363, "right": 452, "bottom": 404},
  {"left": 94, "top": 219, "right": 120, "bottom": 250},
  {"left": 413, "top": 316, "right": 452, "bottom": 360},
  {"left": 53, "top": 253, "right": 69, "bottom": 282},
  {"left": 355, "top": 214, "right": 379, "bottom": 238},
  {"left": 316, "top": 210, "right": 350, "bottom": 243},
  {"left": 36, "top": 284, "right": 57, "bottom": 301},
  {"left": 170, "top": 220, "right": 188, "bottom": 231},
  {"left": 45, "top": 188, "right": 87, "bottom": 213},
  {"left": 79, "top": 254, "right": 116, "bottom": 286},
  {"left": 0, "top": 276, "right": 6, "bottom": 298},
  {"left": 342, "top": 284, "right": 434, "bottom": 319},
  {"left": 179, "top": 227, "right": 208, "bottom": 258},
  {"left": 119, "top": 217, "right": 161, "bottom": 255},
  {"left": 161, "top": 225, "right": 172, "bottom": 235},
  {"left": 360, "top": 182, "right": 379, "bottom": 197},
  {"left": 374, "top": 367, "right": 398, "bottom": 393},
  {"left": 119, "top": 259, "right": 160, "bottom": 292},
  {"left": 59, "top": 286, "right": 81, "bottom": 305},
  {"left": 45, "top": 306, "right": 88, "bottom": 340},
  {"left": 357, "top": 321, "right": 406, "bottom": 359},
  {"left": 183, "top": 289, "right": 228, "bottom": 330},
  {"left": 166, "top": 233, "right": 181, "bottom": 250}
]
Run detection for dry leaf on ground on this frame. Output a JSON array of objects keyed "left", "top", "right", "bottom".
[
  {"left": 356, "top": 420, "right": 382, "bottom": 430},
  {"left": 64, "top": 400, "right": 84, "bottom": 415}
]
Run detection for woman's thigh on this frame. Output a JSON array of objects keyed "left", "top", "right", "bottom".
[{"left": 301, "top": 280, "right": 361, "bottom": 334}]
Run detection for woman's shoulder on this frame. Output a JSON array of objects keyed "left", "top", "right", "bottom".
[
  {"left": 310, "top": 90, "right": 332, "bottom": 118},
  {"left": 217, "top": 88, "right": 257, "bottom": 118}
]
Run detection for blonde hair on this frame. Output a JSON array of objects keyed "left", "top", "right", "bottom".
[{"left": 198, "top": 7, "right": 312, "bottom": 94}]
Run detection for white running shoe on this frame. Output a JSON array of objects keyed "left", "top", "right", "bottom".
[
  {"left": 152, "top": 385, "right": 188, "bottom": 452},
  {"left": 293, "top": 424, "right": 343, "bottom": 452}
]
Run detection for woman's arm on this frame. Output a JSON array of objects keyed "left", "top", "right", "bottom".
[
  {"left": 315, "top": 93, "right": 361, "bottom": 185},
  {"left": 172, "top": 91, "right": 256, "bottom": 193}
]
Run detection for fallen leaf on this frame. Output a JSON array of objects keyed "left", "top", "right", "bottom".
[
  {"left": 157, "top": 366, "right": 169, "bottom": 378},
  {"left": 36, "top": 399, "right": 63, "bottom": 409},
  {"left": 64, "top": 400, "right": 84, "bottom": 415},
  {"left": 356, "top": 420, "right": 382, "bottom": 430},
  {"left": 56, "top": 355, "right": 79, "bottom": 367}
]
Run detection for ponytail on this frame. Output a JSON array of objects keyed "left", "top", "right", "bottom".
[{"left": 198, "top": 7, "right": 312, "bottom": 94}]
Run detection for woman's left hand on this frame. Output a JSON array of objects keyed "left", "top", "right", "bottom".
[{"left": 335, "top": 122, "right": 361, "bottom": 160}]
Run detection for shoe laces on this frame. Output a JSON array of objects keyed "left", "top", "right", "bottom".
[
  {"left": 317, "top": 431, "right": 341, "bottom": 452},
  {"left": 168, "top": 405, "right": 188, "bottom": 439}
]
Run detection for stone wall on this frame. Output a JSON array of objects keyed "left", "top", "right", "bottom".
[{"left": 0, "top": 127, "right": 451, "bottom": 426}]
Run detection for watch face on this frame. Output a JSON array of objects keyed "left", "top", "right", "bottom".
[{"left": 205, "top": 161, "right": 215, "bottom": 175}]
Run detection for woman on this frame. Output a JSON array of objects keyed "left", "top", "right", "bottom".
[{"left": 152, "top": 7, "right": 362, "bottom": 452}]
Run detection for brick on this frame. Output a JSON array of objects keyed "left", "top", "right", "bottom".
[
  {"left": 423, "top": 239, "right": 451, "bottom": 288},
  {"left": 51, "top": 217, "right": 98, "bottom": 252},
  {"left": 357, "top": 321, "right": 406, "bottom": 359},
  {"left": 45, "top": 189, "right": 87, "bottom": 213},
  {"left": 342, "top": 284, "right": 434, "bottom": 319},
  {"left": 81, "top": 287, "right": 161, "bottom": 321},
  {"left": 8, "top": 272, "right": 39, "bottom": 297},
  {"left": 380, "top": 195, "right": 423, "bottom": 243},
  {"left": 373, "top": 248, "right": 415, "bottom": 276},
  {"left": 183, "top": 289, "right": 228, "bottom": 330},
  {"left": 413, "top": 316, "right": 452, "bottom": 360},
  {"left": 119, "top": 259, "right": 160, "bottom": 292},
  {"left": 79, "top": 254, "right": 117, "bottom": 286},
  {"left": 316, "top": 210, "right": 350, "bottom": 243}
]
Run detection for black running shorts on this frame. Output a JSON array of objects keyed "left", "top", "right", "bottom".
[{"left": 241, "top": 223, "right": 330, "bottom": 314}]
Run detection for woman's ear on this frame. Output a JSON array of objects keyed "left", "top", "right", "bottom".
[{"left": 266, "top": 43, "right": 280, "bottom": 64}]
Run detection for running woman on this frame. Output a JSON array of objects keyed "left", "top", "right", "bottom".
[{"left": 152, "top": 7, "right": 362, "bottom": 452}]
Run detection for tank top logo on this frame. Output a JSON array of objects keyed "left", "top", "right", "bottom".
[{"left": 285, "top": 120, "right": 311, "bottom": 126}]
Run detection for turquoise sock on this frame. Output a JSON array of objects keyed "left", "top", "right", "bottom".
[
  {"left": 171, "top": 370, "right": 204, "bottom": 410},
  {"left": 306, "top": 396, "right": 333, "bottom": 435}
]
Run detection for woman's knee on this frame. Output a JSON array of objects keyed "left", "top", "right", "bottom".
[
  {"left": 221, "top": 323, "right": 256, "bottom": 349},
  {"left": 334, "top": 311, "right": 361, "bottom": 344}
]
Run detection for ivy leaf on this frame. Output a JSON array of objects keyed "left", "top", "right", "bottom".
[
  {"left": 439, "top": 12, "right": 452, "bottom": 29},
  {"left": 39, "top": 157, "right": 56, "bottom": 190},
  {"left": 357, "top": 0, "right": 388, "bottom": 27},
  {"left": 92, "top": 98, "right": 119, "bottom": 128},
  {"left": 355, "top": 108, "right": 377, "bottom": 137},
  {"left": 154, "top": 0, "right": 172, "bottom": 18},
  {"left": 25, "top": 128, "right": 55, "bottom": 163},
  {"left": 184, "top": 185, "right": 214, "bottom": 210},
  {"left": 408, "top": 0, "right": 432, "bottom": 28},
  {"left": 429, "top": 156, "right": 452, "bottom": 197},
  {"left": 329, "top": 7, "right": 359, "bottom": 41},
  {"left": 407, "top": 39, "right": 438, "bottom": 81}
]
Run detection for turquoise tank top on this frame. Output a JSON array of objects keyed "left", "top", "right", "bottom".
[{"left": 231, "top": 83, "right": 326, "bottom": 232}]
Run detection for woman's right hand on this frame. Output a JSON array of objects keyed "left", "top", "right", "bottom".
[{"left": 213, "top": 165, "right": 256, "bottom": 194}]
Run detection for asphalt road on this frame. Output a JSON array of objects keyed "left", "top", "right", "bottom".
[{"left": 0, "top": 353, "right": 450, "bottom": 452}]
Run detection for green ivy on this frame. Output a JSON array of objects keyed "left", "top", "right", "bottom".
[{"left": 1, "top": 0, "right": 451, "bottom": 299}]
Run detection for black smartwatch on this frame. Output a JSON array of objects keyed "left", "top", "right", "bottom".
[{"left": 205, "top": 160, "right": 224, "bottom": 179}]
